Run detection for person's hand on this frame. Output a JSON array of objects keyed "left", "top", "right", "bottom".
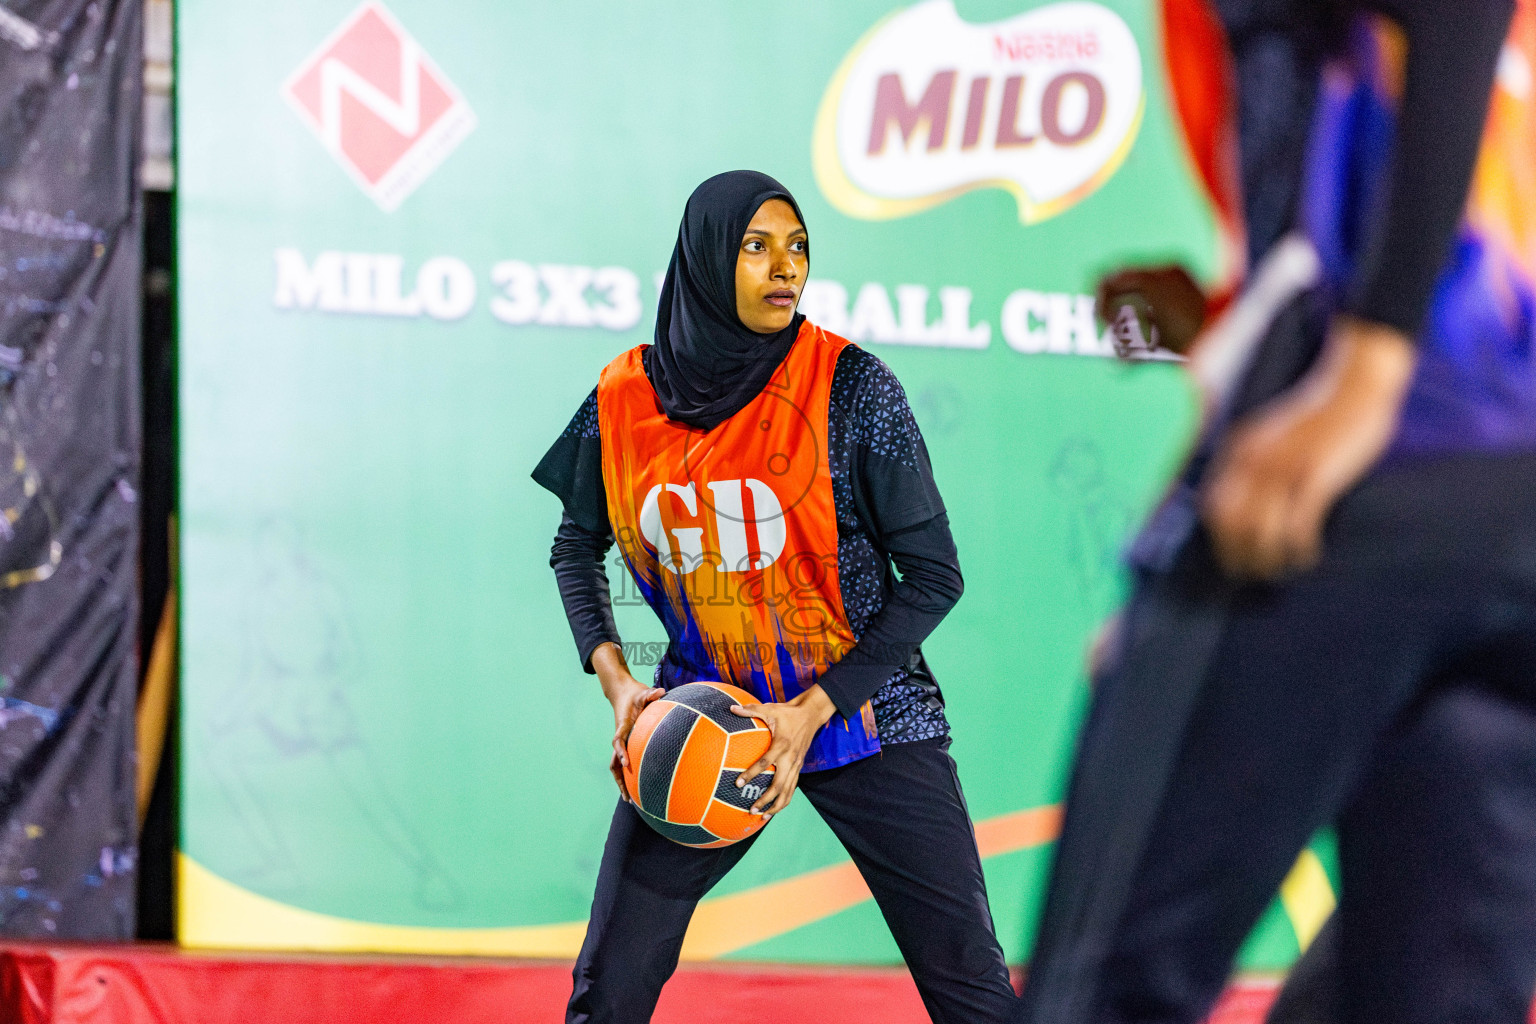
[
  {"left": 1096, "top": 264, "right": 1209, "bottom": 356},
  {"left": 1087, "top": 612, "right": 1123, "bottom": 682},
  {"left": 1202, "top": 315, "right": 1417, "bottom": 579},
  {"left": 729, "top": 684, "right": 837, "bottom": 820},
  {"left": 591, "top": 642, "right": 662, "bottom": 803}
]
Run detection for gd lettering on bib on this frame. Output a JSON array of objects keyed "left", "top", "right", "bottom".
[{"left": 598, "top": 321, "right": 880, "bottom": 771}]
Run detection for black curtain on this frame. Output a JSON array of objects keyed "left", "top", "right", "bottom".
[{"left": 0, "top": 0, "right": 142, "bottom": 938}]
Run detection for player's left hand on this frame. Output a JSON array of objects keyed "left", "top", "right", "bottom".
[
  {"left": 730, "top": 684, "right": 837, "bottom": 820},
  {"left": 1202, "top": 315, "right": 1416, "bottom": 579}
]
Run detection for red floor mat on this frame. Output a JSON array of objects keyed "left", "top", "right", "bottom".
[{"left": 0, "top": 942, "right": 1279, "bottom": 1024}]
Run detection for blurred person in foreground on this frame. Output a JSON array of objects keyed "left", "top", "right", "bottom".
[{"left": 1013, "top": 0, "right": 1536, "bottom": 1022}]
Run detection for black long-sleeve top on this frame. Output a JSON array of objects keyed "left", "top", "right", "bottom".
[
  {"left": 534, "top": 343, "right": 959, "bottom": 744},
  {"left": 1215, "top": 0, "right": 1513, "bottom": 338}
]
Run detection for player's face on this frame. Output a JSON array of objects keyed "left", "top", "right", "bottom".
[{"left": 734, "top": 199, "right": 807, "bottom": 335}]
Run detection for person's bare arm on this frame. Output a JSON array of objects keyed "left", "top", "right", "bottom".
[
  {"left": 1201, "top": 317, "right": 1416, "bottom": 578},
  {"left": 590, "top": 641, "right": 663, "bottom": 803},
  {"left": 1197, "top": 0, "right": 1507, "bottom": 579}
]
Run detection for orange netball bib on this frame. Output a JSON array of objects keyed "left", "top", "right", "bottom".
[{"left": 598, "top": 321, "right": 880, "bottom": 771}]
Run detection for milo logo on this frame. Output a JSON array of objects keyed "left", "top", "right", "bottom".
[{"left": 813, "top": 0, "right": 1144, "bottom": 224}]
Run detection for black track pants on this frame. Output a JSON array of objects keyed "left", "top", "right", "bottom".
[
  {"left": 567, "top": 736, "right": 1017, "bottom": 1024},
  {"left": 1265, "top": 686, "right": 1536, "bottom": 1024}
]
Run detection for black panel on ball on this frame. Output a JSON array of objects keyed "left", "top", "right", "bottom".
[
  {"left": 664, "top": 682, "right": 761, "bottom": 733},
  {"left": 634, "top": 803, "right": 722, "bottom": 848},
  {"left": 715, "top": 767, "right": 775, "bottom": 810},
  {"left": 637, "top": 705, "right": 699, "bottom": 817}
]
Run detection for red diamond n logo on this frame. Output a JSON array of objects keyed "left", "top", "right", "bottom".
[{"left": 283, "top": 2, "right": 476, "bottom": 212}]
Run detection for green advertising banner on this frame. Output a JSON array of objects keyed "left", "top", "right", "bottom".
[{"left": 177, "top": 0, "right": 1325, "bottom": 967}]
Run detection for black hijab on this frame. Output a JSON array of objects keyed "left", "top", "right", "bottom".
[{"left": 644, "top": 170, "right": 807, "bottom": 432}]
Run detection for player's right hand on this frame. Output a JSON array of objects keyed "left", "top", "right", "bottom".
[
  {"left": 591, "top": 642, "right": 662, "bottom": 803},
  {"left": 1202, "top": 315, "right": 1416, "bottom": 579}
]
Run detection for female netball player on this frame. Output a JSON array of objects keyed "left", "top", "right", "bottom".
[{"left": 532, "top": 170, "right": 1016, "bottom": 1024}]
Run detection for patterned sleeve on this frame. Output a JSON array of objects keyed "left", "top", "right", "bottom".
[
  {"left": 531, "top": 387, "right": 610, "bottom": 535},
  {"left": 834, "top": 346, "right": 947, "bottom": 538}
]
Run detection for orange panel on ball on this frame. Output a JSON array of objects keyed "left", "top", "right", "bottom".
[
  {"left": 723, "top": 727, "right": 772, "bottom": 772},
  {"left": 702, "top": 799, "right": 768, "bottom": 843},
  {"left": 666, "top": 716, "right": 728, "bottom": 825}
]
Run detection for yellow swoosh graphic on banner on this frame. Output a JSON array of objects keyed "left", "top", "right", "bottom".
[
  {"left": 1278, "top": 848, "right": 1336, "bottom": 952},
  {"left": 682, "top": 803, "right": 1063, "bottom": 958},
  {"left": 178, "top": 804, "right": 1063, "bottom": 958},
  {"left": 181, "top": 802, "right": 1330, "bottom": 959},
  {"left": 177, "top": 854, "right": 589, "bottom": 957}
]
